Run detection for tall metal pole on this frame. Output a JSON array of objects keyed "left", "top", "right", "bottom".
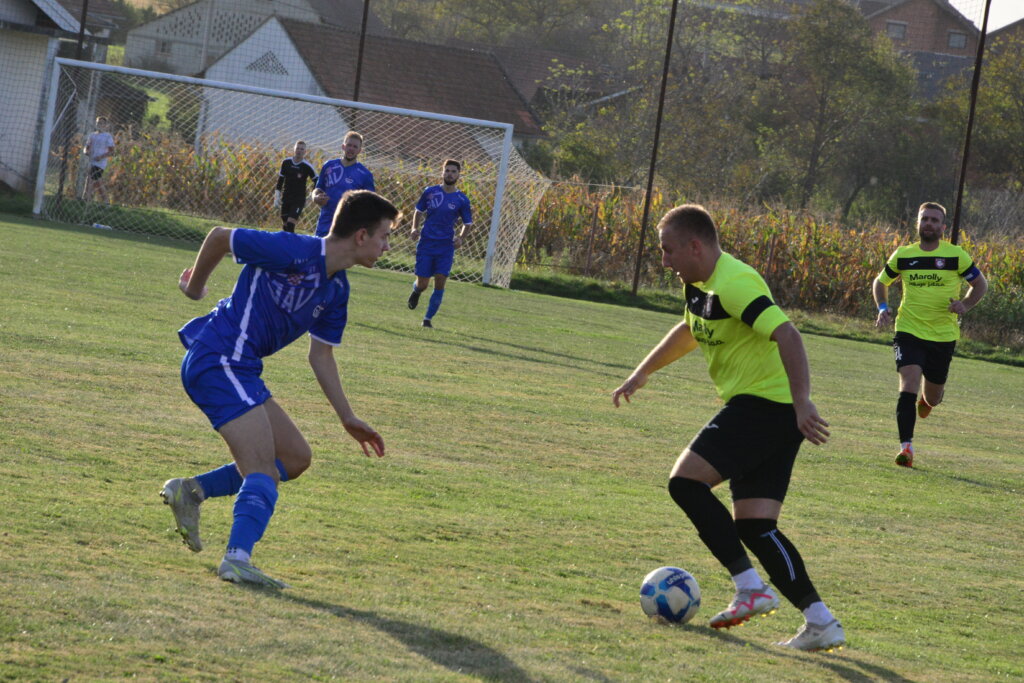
[
  {"left": 74, "top": 0, "right": 90, "bottom": 58},
  {"left": 199, "top": 0, "right": 215, "bottom": 73},
  {"left": 951, "top": 0, "right": 992, "bottom": 246},
  {"left": 631, "top": 0, "right": 680, "bottom": 295},
  {"left": 353, "top": 0, "right": 371, "bottom": 101}
]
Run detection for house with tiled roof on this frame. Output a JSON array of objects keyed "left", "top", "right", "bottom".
[
  {"left": 125, "top": 0, "right": 390, "bottom": 76},
  {"left": 197, "top": 15, "right": 542, "bottom": 161},
  {"left": 858, "top": 0, "right": 978, "bottom": 55}
]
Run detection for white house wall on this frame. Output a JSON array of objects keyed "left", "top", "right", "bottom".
[
  {"left": 0, "top": 28, "right": 56, "bottom": 191},
  {"left": 0, "top": 0, "right": 39, "bottom": 24},
  {"left": 125, "top": 0, "right": 322, "bottom": 76},
  {"left": 201, "top": 20, "right": 349, "bottom": 154}
]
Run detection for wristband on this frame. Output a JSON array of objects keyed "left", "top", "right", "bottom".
[{"left": 878, "top": 303, "right": 888, "bottom": 313}]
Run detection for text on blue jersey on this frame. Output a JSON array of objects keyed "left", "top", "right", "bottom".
[
  {"left": 314, "top": 159, "right": 376, "bottom": 236},
  {"left": 178, "top": 230, "right": 349, "bottom": 364},
  {"left": 415, "top": 185, "right": 473, "bottom": 242}
]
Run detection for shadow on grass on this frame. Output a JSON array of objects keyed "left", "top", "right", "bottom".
[
  {"left": 691, "top": 625, "right": 915, "bottom": 682},
  {"left": 353, "top": 321, "right": 635, "bottom": 379},
  {"left": 904, "top": 464, "right": 1020, "bottom": 494},
  {"left": 274, "top": 592, "right": 536, "bottom": 682}
]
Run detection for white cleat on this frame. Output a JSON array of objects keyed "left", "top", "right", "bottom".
[
  {"left": 709, "top": 584, "right": 780, "bottom": 629},
  {"left": 777, "top": 619, "right": 846, "bottom": 652},
  {"left": 160, "top": 477, "right": 204, "bottom": 552},
  {"left": 218, "top": 558, "right": 290, "bottom": 589}
]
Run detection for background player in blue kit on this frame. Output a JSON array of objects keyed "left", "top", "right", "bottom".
[
  {"left": 407, "top": 160, "right": 473, "bottom": 327},
  {"left": 160, "top": 190, "right": 399, "bottom": 588},
  {"left": 274, "top": 140, "right": 318, "bottom": 232},
  {"left": 311, "top": 131, "right": 375, "bottom": 238}
]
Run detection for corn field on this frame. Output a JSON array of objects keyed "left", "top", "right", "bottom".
[{"left": 527, "top": 181, "right": 1024, "bottom": 349}]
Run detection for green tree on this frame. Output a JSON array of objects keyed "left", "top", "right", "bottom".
[
  {"left": 967, "top": 34, "right": 1024, "bottom": 184},
  {"left": 766, "top": 0, "right": 917, "bottom": 208}
]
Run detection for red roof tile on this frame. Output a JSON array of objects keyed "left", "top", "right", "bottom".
[{"left": 278, "top": 18, "right": 543, "bottom": 138}]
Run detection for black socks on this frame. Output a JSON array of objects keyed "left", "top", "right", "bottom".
[
  {"left": 668, "top": 477, "right": 752, "bottom": 575},
  {"left": 736, "top": 518, "right": 821, "bottom": 610},
  {"left": 897, "top": 391, "right": 917, "bottom": 443}
]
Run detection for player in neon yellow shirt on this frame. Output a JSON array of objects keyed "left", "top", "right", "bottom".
[
  {"left": 872, "top": 202, "right": 987, "bottom": 467},
  {"left": 613, "top": 205, "right": 843, "bottom": 652}
]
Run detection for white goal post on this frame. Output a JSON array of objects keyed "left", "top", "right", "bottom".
[{"left": 34, "top": 58, "right": 549, "bottom": 287}]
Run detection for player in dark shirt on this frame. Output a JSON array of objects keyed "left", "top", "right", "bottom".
[{"left": 275, "top": 140, "right": 318, "bottom": 232}]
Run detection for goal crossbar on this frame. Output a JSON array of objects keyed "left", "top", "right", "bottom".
[{"left": 33, "top": 58, "right": 547, "bottom": 287}]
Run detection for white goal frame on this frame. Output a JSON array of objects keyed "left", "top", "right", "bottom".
[{"left": 33, "top": 58, "right": 547, "bottom": 286}]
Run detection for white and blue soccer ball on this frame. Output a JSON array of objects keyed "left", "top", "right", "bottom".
[{"left": 639, "top": 566, "right": 701, "bottom": 624}]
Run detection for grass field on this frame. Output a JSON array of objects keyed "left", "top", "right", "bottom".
[{"left": 1, "top": 214, "right": 1022, "bottom": 681}]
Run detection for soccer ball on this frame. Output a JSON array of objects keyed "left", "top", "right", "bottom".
[{"left": 639, "top": 566, "right": 701, "bottom": 624}]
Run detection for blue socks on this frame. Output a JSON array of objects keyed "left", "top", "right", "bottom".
[
  {"left": 226, "top": 472, "right": 278, "bottom": 556},
  {"left": 195, "top": 463, "right": 242, "bottom": 498},
  {"left": 426, "top": 289, "right": 445, "bottom": 320},
  {"left": 195, "top": 460, "right": 289, "bottom": 498}
]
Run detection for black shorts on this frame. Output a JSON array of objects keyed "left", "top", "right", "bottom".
[
  {"left": 687, "top": 395, "right": 804, "bottom": 502},
  {"left": 281, "top": 200, "right": 305, "bottom": 221},
  {"left": 893, "top": 332, "right": 956, "bottom": 385},
  {"left": 88, "top": 165, "right": 104, "bottom": 180}
]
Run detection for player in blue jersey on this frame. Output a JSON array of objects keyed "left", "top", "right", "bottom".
[
  {"left": 406, "top": 160, "right": 473, "bottom": 327},
  {"left": 311, "top": 131, "right": 375, "bottom": 238},
  {"left": 159, "top": 190, "right": 399, "bottom": 588}
]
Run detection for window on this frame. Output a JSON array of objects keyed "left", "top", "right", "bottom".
[
  {"left": 157, "top": 40, "right": 172, "bottom": 56},
  {"left": 886, "top": 21, "right": 907, "bottom": 40},
  {"left": 948, "top": 31, "right": 967, "bottom": 49}
]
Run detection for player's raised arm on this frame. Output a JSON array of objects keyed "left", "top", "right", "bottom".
[
  {"left": 179, "top": 226, "right": 233, "bottom": 300},
  {"left": 613, "top": 320, "right": 698, "bottom": 407},
  {"left": 307, "top": 337, "right": 384, "bottom": 457},
  {"left": 771, "top": 321, "right": 829, "bottom": 445}
]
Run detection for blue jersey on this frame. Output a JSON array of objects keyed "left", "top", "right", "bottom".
[
  {"left": 314, "top": 159, "right": 375, "bottom": 237},
  {"left": 179, "top": 229, "right": 350, "bottom": 366},
  {"left": 415, "top": 185, "right": 473, "bottom": 242}
]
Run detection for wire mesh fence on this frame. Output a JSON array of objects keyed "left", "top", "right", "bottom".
[
  {"left": 33, "top": 59, "right": 549, "bottom": 288},
  {"left": 3, "top": 0, "right": 1022, "bottom": 295}
]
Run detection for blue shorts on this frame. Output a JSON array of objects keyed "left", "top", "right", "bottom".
[
  {"left": 181, "top": 344, "right": 271, "bottom": 430},
  {"left": 415, "top": 241, "right": 455, "bottom": 278}
]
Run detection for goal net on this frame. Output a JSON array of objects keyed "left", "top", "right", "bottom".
[{"left": 33, "top": 58, "right": 549, "bottom": 287}]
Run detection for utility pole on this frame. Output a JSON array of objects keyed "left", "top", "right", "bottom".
[{"left": 631, "top": 0, "right": 680, "bottom": 295}]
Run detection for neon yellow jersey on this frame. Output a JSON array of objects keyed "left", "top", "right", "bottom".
[
  {"left": 683, "top": 253, "right": 792, "bottom": 403},
  {"left": 877, "top": 241, "right": 978, "bottom": 342}
]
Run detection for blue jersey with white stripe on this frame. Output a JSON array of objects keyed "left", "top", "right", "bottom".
[
  {"left": 415, "top": 185, "right": 473, "bottom": 242},
  {"left": 314, "top": 159, "right": 375, "bottom": 237},
  {"left": 178, "top": 229, "right": 349, "bottom": 366}
]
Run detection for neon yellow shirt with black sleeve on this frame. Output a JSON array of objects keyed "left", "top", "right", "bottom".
[
  {"left": 877, "top": 241, "right": 979, "bottom": 342},
  {"left": 683, "top": 252, "right": 792, "bottom": 404}
]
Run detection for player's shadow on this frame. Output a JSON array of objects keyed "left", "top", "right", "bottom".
[
  {"left": 274, "top": 592, "right": 536, "bottom": 682},
  {"left": 688, "top": 625, "right": 915, "bottom": 682},
  {"left": 913, "top": 466, "right": 1017, "bottom": 494},
  {"left": 354, "top": 321, "right": 633, "bottom": 378}
]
